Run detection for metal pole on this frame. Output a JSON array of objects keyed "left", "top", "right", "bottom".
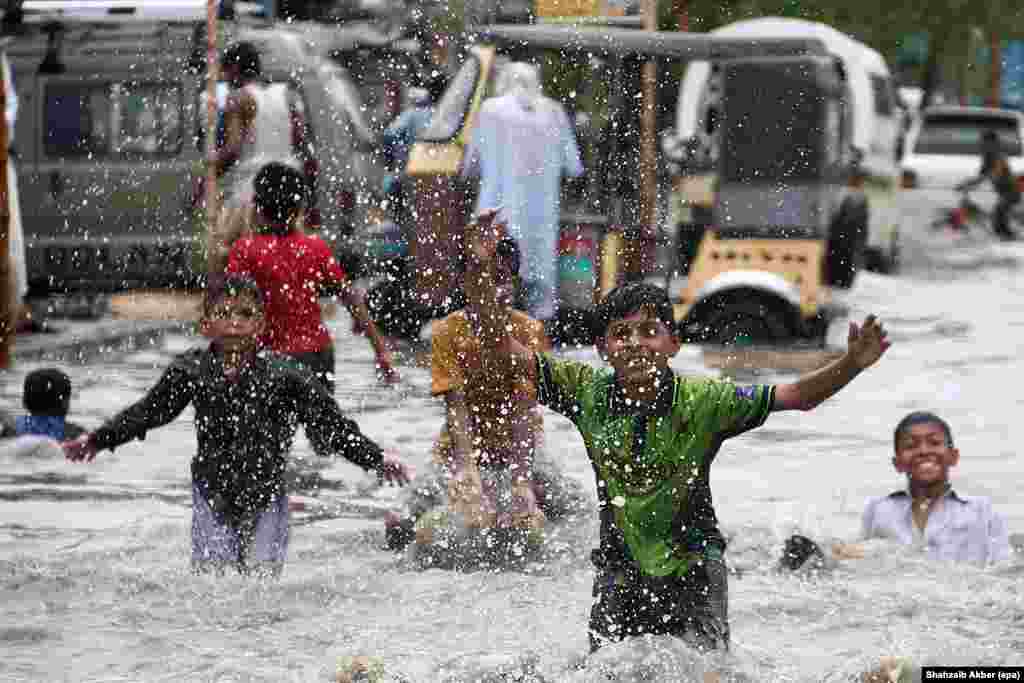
[
  {"left": 634, "top": 0, "right": 658, "bottom": 279},
  {"left": 206, "top": 0, "right": 220, "bottom": 282},
  {"left": 989, "top": 31, "right": 1002, "bottom": 107},
  {"left": 0, "top": 50, "right": 11, "bottom": 369}
]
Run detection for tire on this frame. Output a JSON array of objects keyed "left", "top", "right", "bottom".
[
  {"left": 826, "top": 194, "right": 869, "bottom": 288},
  {"left": 684, "top": 293, "right": 797, "bottom": 347}
]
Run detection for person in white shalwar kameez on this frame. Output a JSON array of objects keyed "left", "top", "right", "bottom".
[{"left": 462, "top": 63, "right": 583, "bottom": 322}]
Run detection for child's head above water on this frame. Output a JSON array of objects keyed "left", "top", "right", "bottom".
[
  {"left": 253, "top": 162, "right": 308, "bottom": 235},
  {"left": 594, "top": 283, "right": 681, "bottom": 385},
  {"left": 201, "top": 275, "right": 266, "bottom": 352},
  {"left": 595, "top": 282, "right": 676, "bottom": 340},
  {"left": 23, "top": 368, "right": 72, "bottom": 417},
  {"left": 465, "top": 237, "right": 522, "bottom": 309},
  {"left": 891, "top": 411, "right": 959, "bottom": 486}
]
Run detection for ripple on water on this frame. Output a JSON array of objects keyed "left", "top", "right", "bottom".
[{"left": 0, "top": 625, "right": 53, "bottom": 643}]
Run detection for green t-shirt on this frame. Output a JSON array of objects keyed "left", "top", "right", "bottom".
[{"left": 536, "top": 353, "right": 774, "bottom": 578}]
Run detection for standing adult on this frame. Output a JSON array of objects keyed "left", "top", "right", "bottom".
[
  {"left": 3, "top": 50, "right": 27, "bottom": 340},
  {"left": 462, "top": 62, "right": 583, "bottom": 324},
  {"left": 210, "top": 41, "right": 306, "bottom": 273}
]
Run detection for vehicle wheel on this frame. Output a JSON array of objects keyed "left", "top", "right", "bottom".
[
  {"left": 693, "top": 296, "right": 796, "bottom": 347},
  {"left": 826, "top": 194, "right": 869, "bottom": 288}
]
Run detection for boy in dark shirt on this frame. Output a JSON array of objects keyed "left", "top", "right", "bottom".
[
  {"left": 62, "top": 276, "right": 411, "bottom": 575},
  {"left": 465, "top": 208, "right": 891, "bottom": 653},
  {"left": 1, "top": 367, "right": 87, "bottom": 441}
]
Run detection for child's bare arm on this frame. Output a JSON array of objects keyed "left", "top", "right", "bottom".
[
  {"left": 444, "top": 392, "right": 474, "bottom": 467},
  {"left": 339, "top": 284, "right": 398, "bottom": 383},
  {"left": 773, "top": 315, "right": 889, "bottom": 412}
]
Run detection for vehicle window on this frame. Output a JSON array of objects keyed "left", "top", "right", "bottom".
[
  {"left": 44, "top": 81, "right": 182, "bottom": 158},
  {"left": 720, "top": 61, "right": 827, "bottom": 183},
  {"left": 870, "top": 75, "right": 894, "bottom": 116},
  {"left": 420, "top": 56, "right": 480, "bottom": 143},
  {"left": 914, "top": 116, "right": 1023, "bottom": 156}
]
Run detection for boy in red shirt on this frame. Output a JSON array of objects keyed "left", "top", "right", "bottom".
[{"left": 226, "top": 163, "right": 397, "bottom": 389}]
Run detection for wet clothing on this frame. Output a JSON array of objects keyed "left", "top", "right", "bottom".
[
  {"left": 226, "top": 231, "right": 347, "bottom": 355},
  {"left": 289, "top": 345, "right": 336, "bottom": 394},
  {"left": 431, "top": 309, "right": 548, "bottom": 400},
  {"left": 590, "top": 549, "right": 730, "bottom": 652},
  {"left": 192, "top": 482, "right": 289, "bottom": 573},
  {"left": 534, "top": 355, "right": 774, "bottom": 649},
  {"left": 9, "top": 415, "right": 86, "bottom": 441},
  {"left": 862, "top": 486, "right": 1010, "bottom": 564},
  {"left": 90, "top": 346, "right": 384, "bottom": 528},
  {"left": 1, "top": 412, "right": 86, "bottom": 441},
  {"left": 463, "top": 93, "right": 583, "bottom": 320}
]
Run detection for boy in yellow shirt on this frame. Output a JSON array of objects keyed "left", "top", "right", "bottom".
[{"left": 385, "top": 237, "right": 583, "bottom": 557}]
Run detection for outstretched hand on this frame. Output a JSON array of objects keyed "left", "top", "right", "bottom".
[
  {"left": 377, "top": 451, "right": 413, "bottom": 486},
  {"left": 847, "top": 314, "right": 891, "bottom": 370},
  {"left": 63, "top": 434, "right": 98, "bottom": 463}
]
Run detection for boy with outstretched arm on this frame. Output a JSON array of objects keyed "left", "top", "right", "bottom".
[
  {"left": 226, "top": 162, "right": 398, "bottom": 389},
  {"left": 62, "top": 276, "right": 411, "bottom": 576},
  {"left": 465, "top": 208, "right": 891, "bottom": 653}
]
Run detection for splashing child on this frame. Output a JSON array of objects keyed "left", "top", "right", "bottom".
[
  {"left": 62, "top": 276, "right": 411, "bottom": 576},
  {"left": 465, "top": 207, "right": 891, "bottom": 654}
]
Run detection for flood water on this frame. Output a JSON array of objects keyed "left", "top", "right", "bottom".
[{"left": 2, "top": 223, "right": 1023, "bottom": 682}]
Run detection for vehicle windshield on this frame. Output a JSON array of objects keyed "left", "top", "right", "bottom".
[
  {"left": 420, "top": 56, "right": 480, "bottom": 143},
  {"left": 914, "top": 115, "right": 1022, "bottom": 156}
]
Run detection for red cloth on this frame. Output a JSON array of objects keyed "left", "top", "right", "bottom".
[{"left": 226, "top": 232, "right": 346, "bottom": 354}]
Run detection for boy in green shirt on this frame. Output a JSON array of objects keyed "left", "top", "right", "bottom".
[{"left": 465, "top": 208, "right": 891, "bottom": 653}]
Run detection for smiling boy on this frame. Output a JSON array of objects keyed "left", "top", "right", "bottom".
[
  {"left": 860, "top": 411, "right": 1010, "bottom": 564},
  {"left": 465, "top": 208, "right": 891, "bottom": 653}
]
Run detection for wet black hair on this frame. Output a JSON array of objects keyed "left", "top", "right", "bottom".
[
  {"left": 495, "top": 238, "right": 521, "bottom": 277},
  {"left": 23, "top": 368, "right": 72, "bottom": 417},
  {"left": 595, "top": 282, "right": 676, "bottom": 339},
  {"left": 203, "top": 274, "right": 265, "bottom": 318},
  {"left": 893, "top": 411, "right": 954, "bottom": 449},
  {"left": 223, "top": 41, "right": 262, "bottom": 81},
  {"left": 253, "top": 162, "right": 308, "bottom": 231}
]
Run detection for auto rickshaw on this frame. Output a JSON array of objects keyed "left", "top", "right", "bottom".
[{"left": 403, "top": 23, "right": 860, "bottom": 346}]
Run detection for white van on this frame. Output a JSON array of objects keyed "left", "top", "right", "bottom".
[
  {"left": 2, "top": 1, "right": 422, "bottom": 294},
  {"left": 674, "top": 16, "right": 902, "bottom": 281}
]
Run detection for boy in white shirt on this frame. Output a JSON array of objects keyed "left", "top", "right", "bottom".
[
  {"left": 785, "top": 412, "right": 1011, "bottom": 571},
  {"left": 859, "top": 411, "right": 1010, "bottom": 564}
]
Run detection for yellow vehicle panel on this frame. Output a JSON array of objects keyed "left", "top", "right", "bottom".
[{"left": 676, "top": 232, "right": 827, "bottom": 322}]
